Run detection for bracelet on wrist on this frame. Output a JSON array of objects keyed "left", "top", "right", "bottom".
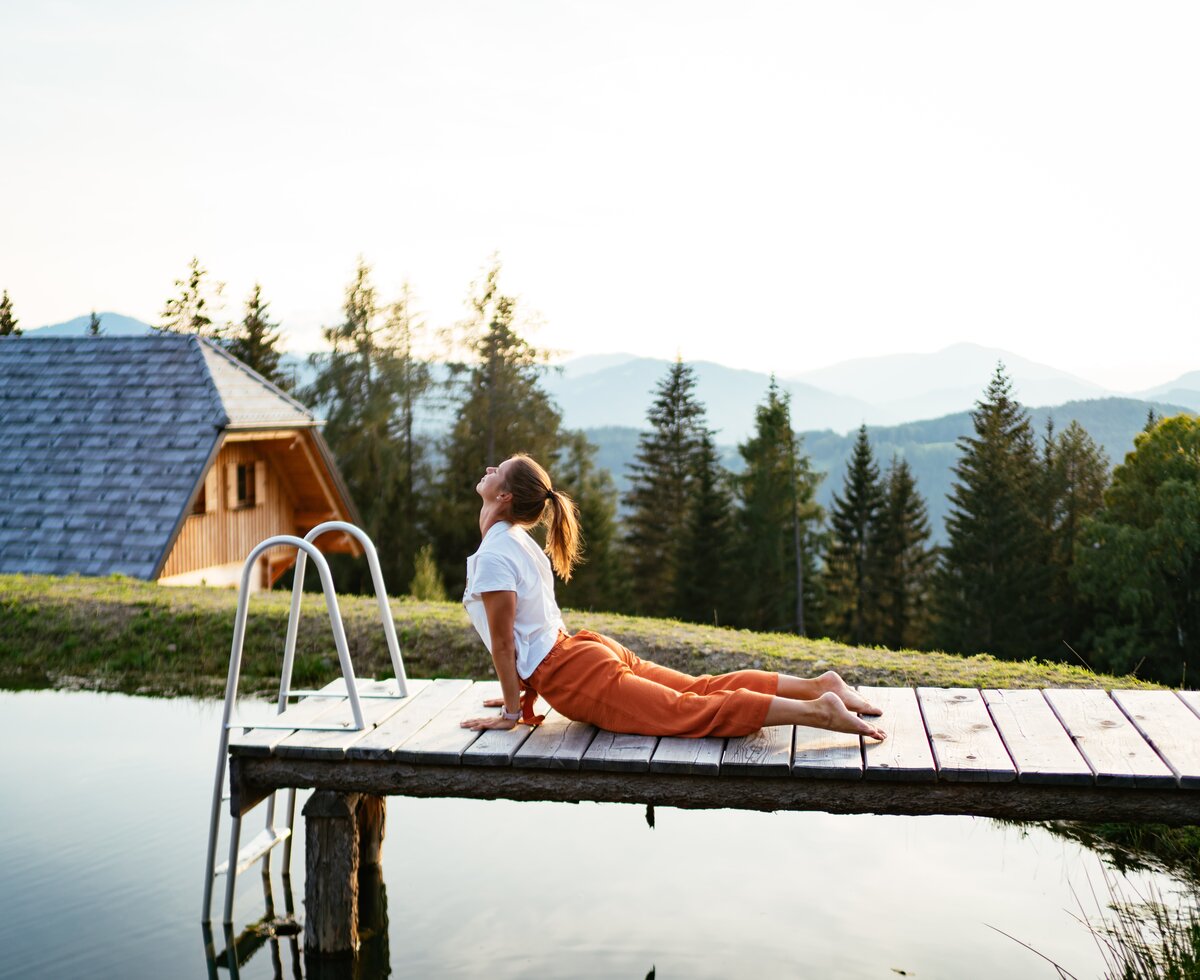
[{"left": 501, "top": 707, "right": 521, "bottom": 721}]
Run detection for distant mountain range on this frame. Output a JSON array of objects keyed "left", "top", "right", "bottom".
[
  {"left": 27, "top": 314, "right": 1200, "bottom": 428},
  {"left": 585, "top": 396, "right": 1194, "bottom": 545},
  {"left": 23, "top": 313, "right": 1200, "bottom": 542}
]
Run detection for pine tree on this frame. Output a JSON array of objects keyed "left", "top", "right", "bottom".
[
  {"left": 157, "top": 257, "right": 225, "bottom": 339},
  {"left": 87, "top": 311, "right": 103, "bottom": 336},
  {"left": 0, "top": 290, "right": 20, "bottom": 336},
  {"left": 303, "top": 260, "right": 432, "bottom": 594},
  {"left": 1042, "top": 420, "right": 1108, "bottom": 655},
  {"left": 824, "top": 425, "right": 884, "bottom": 645},
  {"left": 934, "top": 365, "right": 1052, "bottom": 659},
  {"left": 733, "top": 380, "right": 822, "bottom": 634},
  {"left": 675, "top": 428, "right": 737, "bottom": 626},
  {"left": 433, "top": 260, "right": 563, "bottom": 594},
  {"left": 874, "top": 455, "right": 935, "bottom": 650},
  {"left": 555, "top": 430, "right": 628, "bottom": 613},
  {"left": 226, "top": 284, "right": 287, "bottom": 387},
  {"left": 623, "top": 359, "right": 708, "bottom": 617}
]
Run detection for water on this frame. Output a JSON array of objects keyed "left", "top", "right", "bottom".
[{"left": 0, "top": 688, "right": 1194, "bottom": 979}]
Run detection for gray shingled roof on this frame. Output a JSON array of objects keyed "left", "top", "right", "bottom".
[{"left": 0, "top": 335, "right": 319, "bottom": 579}]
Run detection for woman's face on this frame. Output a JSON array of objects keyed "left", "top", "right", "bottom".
[{"left": 476, "top": 459, "right": 513, "bottom": 502}]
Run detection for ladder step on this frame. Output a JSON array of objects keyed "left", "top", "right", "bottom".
[{"left": 215, "top": 827, "right": 291, "bottom": 877}]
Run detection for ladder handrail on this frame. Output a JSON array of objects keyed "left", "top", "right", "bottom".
[
  {"left": 203, "top": 535, "right": 364, "bottom": 924},
  {"left": 278, "top": 521, "right": 409, "bottom": 711}
]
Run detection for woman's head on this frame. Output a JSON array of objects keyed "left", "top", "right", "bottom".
[{"left": 479, "top": 454, "right": 582, "bottom": 581}]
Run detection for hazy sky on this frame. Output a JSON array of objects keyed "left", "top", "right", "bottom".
[{"left": 3, "top": 1, "right": 1198, "bottom": 390}]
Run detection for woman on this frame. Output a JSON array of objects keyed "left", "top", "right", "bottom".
[{"left": 459, "top": 454, "right": 886, "bottom": 741}]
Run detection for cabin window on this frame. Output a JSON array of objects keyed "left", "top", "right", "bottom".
[
  {"left": 192, "top": 483, "right": 206, "bottom": 515},
  {"left": 236, "top": 463, "right": 256, "bottom": 509}
]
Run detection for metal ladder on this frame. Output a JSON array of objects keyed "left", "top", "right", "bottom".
[{"left": 202, "top": 522, "right": 409, "bottom": 925}]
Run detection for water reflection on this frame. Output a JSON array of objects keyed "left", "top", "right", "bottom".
[{"left": 202, "top": 872, "right": 301, "bottom": 980}]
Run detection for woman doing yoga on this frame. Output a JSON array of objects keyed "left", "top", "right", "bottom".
[{"left": 459, "top": 454, "right": 886, "bottom": 741}]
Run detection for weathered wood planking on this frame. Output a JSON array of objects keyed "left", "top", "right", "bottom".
[
  {"left": 1178, "top": 690, "right": 1200, "bottom": 721},
  {"left": 982, "top": 689, "right": 1093, "bottom": 786},
  {"left": 651, "top": 736, "right": 725, "bottom": 776},
  {"left": 1112, "top": 690, "right": 1200, "bottom": 789},
  {"left": 229, "top": 678, "right": 384, "bottom": 757},
  {"left": 791, "top": 725, "right": 863, "bottom": 780},
  {"left": 860, "top": 687, "right": 936, "bottom": 782},
  {"left": 512, "top": 711, "right": 598, "bottom": 770},
  {"left": 462, "top": 686, "right": 548, "bottom": 767},
  {"left": 386, "top": 681, "right": 494, "bottom": 765},
  {"left": 917, "top": 688, "right": 1016, "bottom": 783},
  {"left": 581, "top": 732, "right": 659, "bottom": 773},
  {"left": 1044, "top": 689, "right": 1175, "bottom": 789},
  {"left": 275, "top": 680, "right": 432, "bottom": 761},
  {"left": 346, "top": 679, "right": 473, "bottom": 761},
  {"left": 722, "top": 726, "right": 792, "bottom": 777}
]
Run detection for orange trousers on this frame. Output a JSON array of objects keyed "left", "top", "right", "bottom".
[{"left": 524, "top": 630, "right": 777, "bottom": 738}]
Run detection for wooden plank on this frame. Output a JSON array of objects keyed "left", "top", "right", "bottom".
[
  {"left": 982, "top": 689, "right": 1093, "bottom": 786},
  {"left": 1044, "top": 689, "right": 1175, "bottom": 789},
  {"left": 275, "top": 680, "right": 432, "bottom": 760},
  {"left": 347, "top": 679, "right": 473, "bottom": 761},
  {"left": 1112, "top": 690, "right": 1200, "bottom": 789},
  {"left": 860, "top": 686, "right": 936, "bottom": 782},
  {"left": 462, "top": 685, "right": 547, "bottom": 767},
  {"left": 389, "top": 681, "right": 495, "bottom": 765},
  {"left": 1178, "top": 690, "right": 1200, "bottom": 721},
  {"left": 722, "top": 725, "right": 792, "bottom": 777},
  {"left": 581, "top": 731, "right": 659, "bottom": 773},
  {"left": 650, "top": 736, "right": 725, "bottom": 776},
  {"left": 512, "top": 711, "right": 598, "bottom": 770},
  {"left": 791, "top": 725, "right": 862, "bottom": 780},
  {"left": 917, "top": 688, "right": 1016, "bottom": 783},
  {"left": 229, "top": 677, "right": 380, "bottom": 757}
]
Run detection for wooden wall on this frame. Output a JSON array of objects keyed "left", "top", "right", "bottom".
[{"left": 159, "top": 441, "right": 297, "bottom": 582}]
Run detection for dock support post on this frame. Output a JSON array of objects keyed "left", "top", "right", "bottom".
[{"left": 303, "top": 792, "right": 387, "bottom": 957}]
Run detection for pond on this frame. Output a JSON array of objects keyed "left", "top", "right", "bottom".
[{"left": 0, "top": 688, "right": 1195, "bottom": 979}]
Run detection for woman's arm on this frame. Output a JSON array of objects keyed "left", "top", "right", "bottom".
[{"left": 460, "top": 590, "right": 522, "bottom": 731}]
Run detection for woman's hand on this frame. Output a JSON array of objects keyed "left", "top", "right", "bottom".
[
  {"left": 481, "top": 697, "right": 505, "bottom": 708},
  {"left": 460, "top": 714, "right": 519, "bottom": 732}
]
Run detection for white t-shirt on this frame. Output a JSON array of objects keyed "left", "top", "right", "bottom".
[{"left": 463, "top": 521, "right": 567, "bottom": 679}]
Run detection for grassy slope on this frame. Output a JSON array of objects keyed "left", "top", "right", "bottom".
[{"left": 0, "top": 574, "right": 1156, "bottom": 698}]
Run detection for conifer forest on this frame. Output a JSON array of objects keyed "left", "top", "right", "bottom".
[{"left": 148, "top": 257, "right": 1200, "bottom": 688}]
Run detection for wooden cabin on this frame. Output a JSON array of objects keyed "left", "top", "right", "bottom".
[{"left": 0, "top": 335, "right": 360, "bottom": 590}]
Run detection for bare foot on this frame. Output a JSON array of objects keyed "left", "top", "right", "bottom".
[
  {"left": 816, "top": 691, "right": 886, "bottom": 740},
  {"left": 817, "top": 671, "right": 881, "bottom": 716}
]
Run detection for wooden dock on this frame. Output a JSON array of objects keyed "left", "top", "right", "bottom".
[
  {"left": 225, "top": 677, "right": 1200, "bottom": 953},
  {"left": 229, "top": 678, "right": 1200, "bottom": 826}
]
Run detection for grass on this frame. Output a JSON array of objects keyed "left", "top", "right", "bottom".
[{"left": 0, "top": 572, "right": 1162, "bottom": 698}]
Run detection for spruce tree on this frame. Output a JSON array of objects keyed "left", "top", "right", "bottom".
[
  {"left": 157, "top": 257, "right": 225, "bottom": 339},
  {"left": 824, "top": 425, "right": 884, "bottom": 645},
  {"left": 934, "top": 365, "right": 1052, "bottom": 659},
  {"left": 623, "top": 358, "right": 707, "bottom": 617},
  {"left": 1042, "top": 420, "right": 1108, "bottom": 655},
  {"left": 675, "top": 428, "right": 737, "bottom": 626},
  {"left": 87, "top": 311, "right": 102, "bottom": 336},
  {"left": 875, "top": 455, "right": 935, "bottom": 650},
  {"left": 555, "top": 430, "right": 628, "bottom": 613},
  {"left": 734, "top": 380, "right": 822, "bottom": 634},
  {"left": 226, "top": 284, "right": 287, "bottom": 387},
  {"left": 303, "top": 260, "right": 432, "bottom": 594},
  {"left": 0, "top": 290, "right": 20, "bottom": 335},
  {"left": 433, "top": 260, "right": 563, "bottom": 594}
]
